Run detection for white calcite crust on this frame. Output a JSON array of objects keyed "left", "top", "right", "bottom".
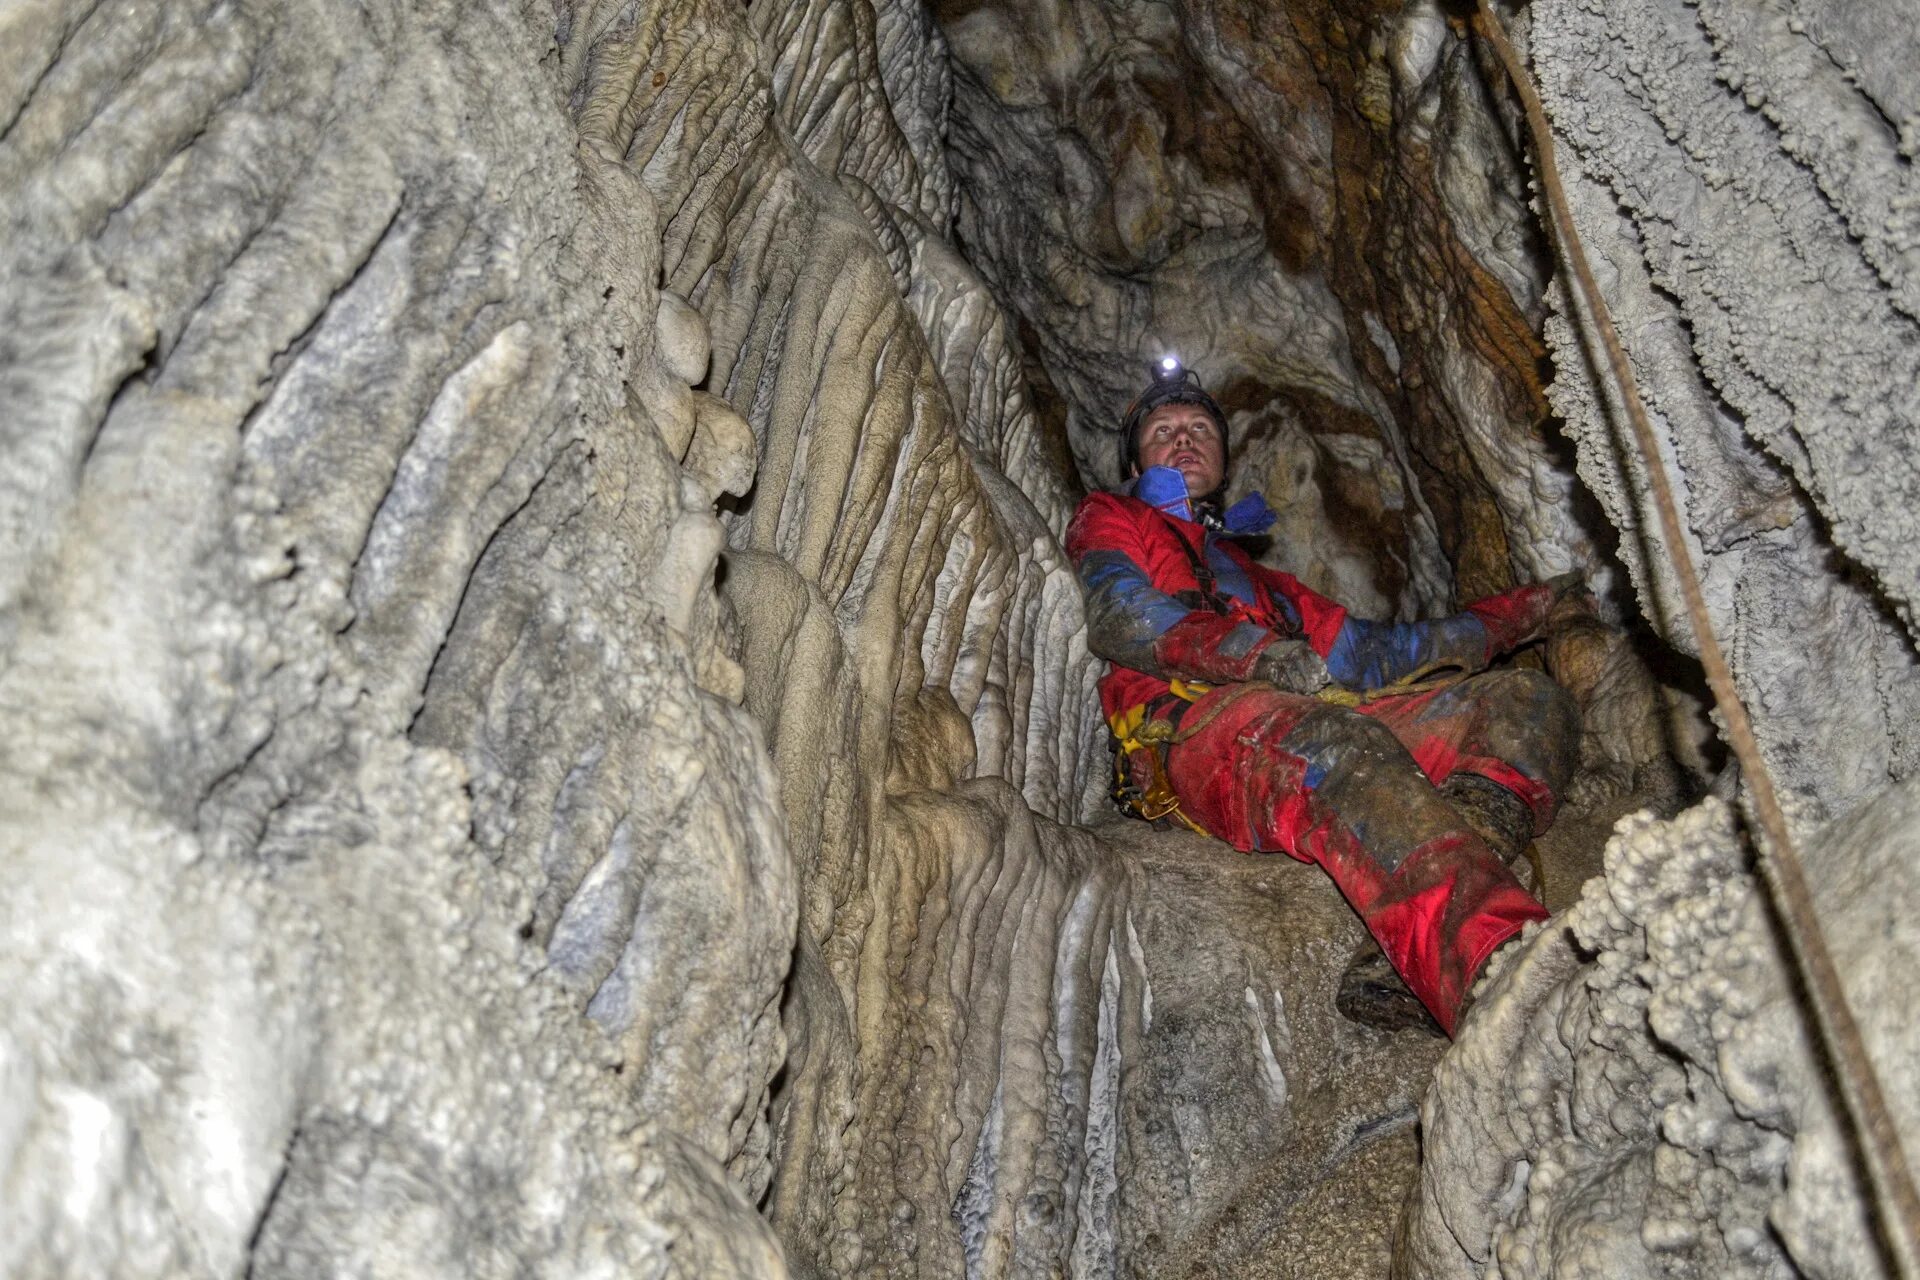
[
  {"left": 0, "top": 0, "right": 793, "bottom": 1273},
  {"left": 1524, "top": 0, "right": 1920, "bottom": 815},
  {"left": 1404, "top": 786, "right": 1920, "bottom": 1280}
]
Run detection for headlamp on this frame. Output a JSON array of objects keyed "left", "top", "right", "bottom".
[{"left": 1118, "top": 356, "right": 1229, "bottom": 479}]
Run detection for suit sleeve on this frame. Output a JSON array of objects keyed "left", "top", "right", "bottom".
[
  {"left": 1311, "top": 582, "right": 1553, "bottom": 691},
  {"left": 1066, "top": 494, "right": 1278, "bottom": 684}
]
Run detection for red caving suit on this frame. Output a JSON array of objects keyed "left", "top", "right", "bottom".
[{"left": 1067, "top": 487, "right": 1579, "bottom": 1032}]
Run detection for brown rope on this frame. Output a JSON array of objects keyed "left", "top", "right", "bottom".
[{"left": 1469, "top": 5, "right": 1920, "bottom": 1274}]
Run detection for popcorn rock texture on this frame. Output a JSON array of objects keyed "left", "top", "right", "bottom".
[
  {"left": 1526, "top": 0, "right": 1920, "bottom": 816},
  {"left": 1403, "top": 786, "right": 1920, "bottom": 1280},
  {"left": 1394, "top": 6, "right": 1920, "bottom": 1271}
]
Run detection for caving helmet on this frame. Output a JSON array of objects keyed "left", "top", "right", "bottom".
[{"left": 1118, "top": 355, "right": 1230, "bottom": 479}]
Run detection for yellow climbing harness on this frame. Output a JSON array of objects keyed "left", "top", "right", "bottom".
[
  {"left": 1107, "top": 696, "right": 1207, "bottom": 832},
  {"left": 1106, "top": 677, "right": 1218, "bottom": 832}
]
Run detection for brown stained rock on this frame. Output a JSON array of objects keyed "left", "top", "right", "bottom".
[
  {"left": 16, "top": 0, "right": 1912, "bottom": 1276},
  {"left": 1125, "top": 57, "right": 1320, "bottom": 275},
  {"left": 1544, "top": 606, "right": 1688, "bottom": 814},
  {"left": 1221, "top": 376, "right": 1421, "bottom": 607},
  {"left": 936, "top": 0, "right": 1590, "bottom": 626},
  {"left": 1310, "top": 7, "right": 1555, "bottom": 606}
]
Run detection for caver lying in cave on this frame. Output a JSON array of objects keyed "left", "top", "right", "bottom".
[{"left": 1066, "top": 361, "right": 1588, "bottom": 1036}]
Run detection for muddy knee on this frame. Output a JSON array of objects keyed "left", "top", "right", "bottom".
[
  {"left": 1284, "top": 705, "right": 1430, "bottom": 812},
  {"left": 1294, "top": 703, "right": 1406, "bottom": 761},
  {"left": 1470, "top": 668, "right": 1581, "bottom": 787}
]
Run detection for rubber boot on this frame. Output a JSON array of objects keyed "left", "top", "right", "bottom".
[
  {"left": 1439, "top": 773, "right": 1535, "bottom": 867},
  {"left": 1336, "top": 941, "right": 1444, "bottom": 1037}
]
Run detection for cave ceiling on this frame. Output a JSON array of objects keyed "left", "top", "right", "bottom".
[{"left": 931, "top": 0, "right": 1566, "bottom": 614}]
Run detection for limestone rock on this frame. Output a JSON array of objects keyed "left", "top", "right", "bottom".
[
  {"left": 6, "top": 0, "right": 1920, "bottom": 1276},
  {"left": 770, "top": 793, "right": 1445, "bottom": 1277},
  {"left": 1, "top": 0, "right": 792, "bottom": 1272},
  {"left": 1525, "top": 0, "right": 1920, "bottom": 815},
  {"left": 934, "top": 0, "right": 1609, "bottom": 617}
]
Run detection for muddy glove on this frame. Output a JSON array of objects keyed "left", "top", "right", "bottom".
[
  {"left": 1252, "top": 638, "right": 1332, "bottom": 695},
  {"left": 1542, "top": 570, "right": 1599, "bottom": 632}
]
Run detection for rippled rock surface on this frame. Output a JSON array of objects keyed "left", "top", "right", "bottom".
[{"left": 4, "top": 0, "right": 1919, "bottom": 1277}]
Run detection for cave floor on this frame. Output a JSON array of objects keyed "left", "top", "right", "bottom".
[{"left": 1077, "top": 760, "right": 1652, "bottom": 1277}]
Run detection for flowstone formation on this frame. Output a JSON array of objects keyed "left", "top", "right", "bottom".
[
  {"left": 2, "top": 0, "right": 794, "bottom": 1272},
  {"left": 1523, "top": 0, "right": 1920, "bottom": 816},
  {"left": 0, "top": 0, "right": 1447, "bottom": 1273},
  {"left": 938, "top": 0, "right": 1599, "bottom": 614},
  {"left": 5, "top": 0, "right": 1919, "bottom": 1278}
]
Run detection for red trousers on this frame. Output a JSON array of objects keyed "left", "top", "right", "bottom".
[{"left": 1159, "top": 668, "right": 1576, "bottom": 1033}]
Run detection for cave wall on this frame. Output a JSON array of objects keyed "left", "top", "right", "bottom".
[
  {"left": 1522, "top": 0, "right": 1920, "bottom": 817},
  {"left": 1, "top": 0, "right": 1448, "bottom": 1275},
  {"left": 6, "top": 0, "right": 1920, "bottom": 1277},
  {"left": 0, "top": 0, "right": 796, "bottom": 1271},
  {"left": 688, "top": 1, "right": 1457, "bottom": 1272},
  {"left": 0, "top": 0, "right": 1107, "bottom": 1266},
  {"left": 935, "top": 0, "right": 1604, "bottom": 617},
  {"left": 1403, "top": 4, "right": 1920, "bottom": 1276},
  {"left": 1404, "top": 785, "right": 1920, "bottom": 1280}
]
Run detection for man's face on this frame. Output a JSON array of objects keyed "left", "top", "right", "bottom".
[{"left": 1133, "top": 401, "right": 1225, "bottom": 497}]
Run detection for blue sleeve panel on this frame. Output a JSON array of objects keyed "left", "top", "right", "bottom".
[
  {"left": 1077, "top": 547, "right": 1271, "bottom": 679},
  {"left": 1321, "top": 612, "right": 1490, "bottom": 691},
  {"left": 1203, "top": 538, "right": 1301, "bottom": 633},
  {"left": 1076, "top": 548, "right": 1198, "bottom": 675}
]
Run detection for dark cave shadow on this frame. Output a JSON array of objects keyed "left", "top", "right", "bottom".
[{"left": 1531, "top": 379, "right": 1728, "bottom": 788}]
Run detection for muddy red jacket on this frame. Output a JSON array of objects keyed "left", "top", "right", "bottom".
[{"left": 1065, "top": 490, "right": 1552, "bottom": 719}]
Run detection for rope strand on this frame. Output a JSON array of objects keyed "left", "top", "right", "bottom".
[{"left": 1469, "top": 5, "right": 1920, "bottom": 1275}]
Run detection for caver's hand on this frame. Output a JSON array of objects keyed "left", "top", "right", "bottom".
[
  {"left": 1541, "top": 571, "right": 1599, "bottom": 633},
  {"left": 1252, "top": 638, "right": 1332, "bottom": 695}
]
